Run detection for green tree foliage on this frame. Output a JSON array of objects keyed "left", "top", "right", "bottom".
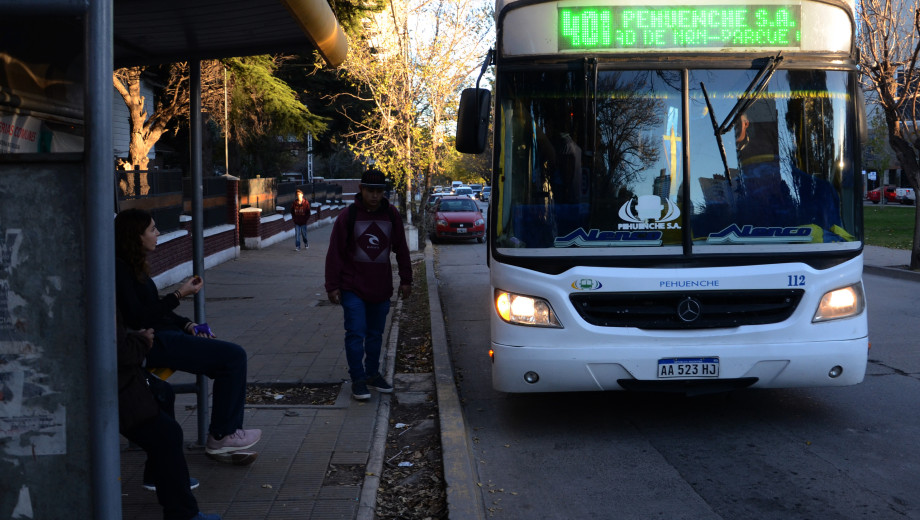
[
  {"left": 340, "top": 0, "right": 493, "bottom": 226},
  {"left": 223, "top": 55, "right": 329, "bottom": 176}
]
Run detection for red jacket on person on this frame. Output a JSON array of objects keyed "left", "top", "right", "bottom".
[
  {"left": 324, "top": 196, "right": 412, "bottom": 304},
  {"left": 291, "top": 199, "right": 310, "bottom": 226}
]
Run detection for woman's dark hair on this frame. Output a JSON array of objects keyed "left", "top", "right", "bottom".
[{"left": 115, "top": 208, "right": 152, "bottom": 281}]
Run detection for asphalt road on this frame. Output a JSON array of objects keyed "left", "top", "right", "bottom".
[{"left": 434, "top": 235, "right": 920, "bottom": 520}]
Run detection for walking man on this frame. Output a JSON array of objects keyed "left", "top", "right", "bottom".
[
  {"left": 291, "top": 189, "right": 310, "bottom": 250},
  {"left": 324, "top": 168, "right": 412, "bottom": 400}
]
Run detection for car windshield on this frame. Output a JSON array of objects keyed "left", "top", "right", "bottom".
[
  {"left": 441, "top": 199, "right": 478, "bottom": 212},
  {"left": 493, "top": 67, "right": 860, "bottom": 256}
]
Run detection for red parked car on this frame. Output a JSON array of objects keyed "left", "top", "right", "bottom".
[
  {"left": 427, "top": 195, "right": 485, "bottom": 243},
  {"left": 867, "top": 185, "right": 898, "bottom": 204}
]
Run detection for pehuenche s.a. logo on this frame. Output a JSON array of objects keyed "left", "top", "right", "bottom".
[
  {"left": 571, "top": 278, "right": 603, "bottom": 291},
  {"left": 617, "top": 195, "right": 681, "bottom": 230}
]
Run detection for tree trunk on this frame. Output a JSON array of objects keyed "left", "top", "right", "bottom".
[
  {"left": 885, "top": 131, "right": 920, "bottom": 270},
  {"left": 114, "top": 65, "right": 188, "bottom": 195},
  {"left": 912, "top": 203, "right": 920, "bottom": 270}
]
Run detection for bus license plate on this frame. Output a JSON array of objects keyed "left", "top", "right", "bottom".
[{"left": 658, "top": 357, "right": 719, "bottom": 379}]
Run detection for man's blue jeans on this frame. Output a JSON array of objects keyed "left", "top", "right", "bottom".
[
  {"left": 146, "top": 330, "right": 248, "bottom": 437},
  {"left": 341, "top": 290, "right": 391, "bottom": 382},
  {"left": 294, "top": 223, "right": 308, "bottom": 248}
]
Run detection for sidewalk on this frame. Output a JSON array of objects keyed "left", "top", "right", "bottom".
[
  {"left": 863, "top": 244, "right": 920, "bottom": 280},
  {"left": 119, "top": 221, "right": 414, "bottom": 520},
  {"left": 118, "top": 226, "right": 917, "bottom": 520}
]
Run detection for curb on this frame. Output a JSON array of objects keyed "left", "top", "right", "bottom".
[
  {"left": 426, "top": 241, "right": 486, "bottom": 520},
  {"left": 357, "top": 299, "right": 400, "bottom": 520},
  {"left": 864, "top": 265, "right": 920, "bottom": 282}
]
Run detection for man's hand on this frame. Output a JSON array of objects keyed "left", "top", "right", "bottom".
[
  {"left": 328, "top": 289, "right": 342, "bottom": 305},
  {"left": 398, "top": 284, "right": 411, "bottom": 300}
]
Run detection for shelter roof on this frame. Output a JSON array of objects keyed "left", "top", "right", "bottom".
[{"left": 113, "top": 0, "right": 347, "bottom": 67}]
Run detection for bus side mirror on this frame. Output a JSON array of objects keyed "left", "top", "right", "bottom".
[{"left": 456, "top": 88, "right": 491, "bottom": 154}]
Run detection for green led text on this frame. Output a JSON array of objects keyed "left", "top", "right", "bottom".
[{"left": 559, "top": 5, "right": 801, "bottom": 50}]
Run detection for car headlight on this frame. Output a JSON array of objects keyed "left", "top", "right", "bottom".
[
  {"left": 495, "top": 289, "right": 562, "bottom": 327},
  {"left": 813, "top": 282, "right": 865, "bottom": 322},
  {"left": 436, "top": 219, "right": 448, "bottom": 227},
  {"left": 475, "top": 218, "right": 485, "bottom": 226}
]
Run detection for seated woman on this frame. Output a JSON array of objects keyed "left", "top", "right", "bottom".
[{"left": 114, "top": 208, "right": 260, "bottom": 456}]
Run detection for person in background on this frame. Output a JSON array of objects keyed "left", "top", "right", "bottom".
[
  {"left": 116, "top": 312, "right": 221, "bottom": 520},
  {"left": 290, "top": 188, "right": 311, "bottom": 251},
  {"left": 324, "top": 168, "right": 412, "bottom": 400},
  {"left": 114, "top": 208, "right": 261, "bottom": 457}
]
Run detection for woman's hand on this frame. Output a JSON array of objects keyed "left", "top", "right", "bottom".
[
  {"left": 176, "top": 275, "right": 203, "bottom": 299},
  {"left": 185, "top": 321, "right": 216, "bottom": 338}
]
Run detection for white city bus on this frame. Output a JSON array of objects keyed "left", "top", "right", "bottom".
[{"left": 456, "top": 0, "right": 868, "bottom": 393}]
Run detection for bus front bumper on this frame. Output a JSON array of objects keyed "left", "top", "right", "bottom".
[{"left": 490, "top": 339, "right": 868, "bottom": 393}]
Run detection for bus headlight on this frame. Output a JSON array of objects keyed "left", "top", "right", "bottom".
[
  {"left": 495, "top": 290, "right": 562, "bottom": 327},
  {"left": 813, "top": 283, "right": 864, "bottom": 322}
]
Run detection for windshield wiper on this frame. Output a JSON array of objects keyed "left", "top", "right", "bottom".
[
  {"left": 700, "top": 82, "right": 733, "bottom": 184},
  {"left": 720, "top": 52, "right": 783, "bottom": 135},
  {"left": 699, "top": 52, "right": 784, "bottom": 184}
]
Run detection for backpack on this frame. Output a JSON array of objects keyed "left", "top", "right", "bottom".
[{"left": 346, "top": 200, "right": 398, "bottom": 247}]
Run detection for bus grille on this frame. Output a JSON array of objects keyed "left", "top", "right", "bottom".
[{"left": 569, "top": 289, "right": 804, "bottom": 329}]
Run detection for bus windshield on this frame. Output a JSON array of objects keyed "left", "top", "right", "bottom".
[{"left": 493, "top": 67, "right": 860, "bottom": 256}]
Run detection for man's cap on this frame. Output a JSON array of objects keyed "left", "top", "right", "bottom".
[{"left": 361, "top": 168, "right": 388, "bottom": 189}]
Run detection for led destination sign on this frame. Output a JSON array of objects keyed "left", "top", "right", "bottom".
[{"left": 559, "top": 5, "right": 801, "bottom": 50}]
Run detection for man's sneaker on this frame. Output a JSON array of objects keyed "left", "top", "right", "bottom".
[
  {"left": 352, "top": 381, "right": 371, "bottom": 400},
  {"left": 194, "top": 513, "right": 222, "bottom": 520},
  {"left": 304, "top": 244, "right": 309, "bottom": 249},
  {"left": 205, "top": 428, "right": 262, "bottom": 455},
  {"left": 366, "top": 373, "right": 393, "bottom": 393},
  {"left": 295, "top": 247, "right": 300, "bottom": 251},
  {"left": 143, "top": 477, "right": 200, "bottom": 491}
]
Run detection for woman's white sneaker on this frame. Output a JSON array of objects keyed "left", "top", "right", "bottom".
[{"left": 205, "top": 428, "right": 262, "bottom": 454}]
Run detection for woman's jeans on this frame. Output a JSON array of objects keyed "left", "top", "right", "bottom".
[
  {"left": 294, "top": 223, "right": 308, "bottom": 248},
  {"left": 341, "top": 290, "right": 391, "bottom": 382},
  {"left": 147, "top": 330, "right": 247, "bottom": 437}
]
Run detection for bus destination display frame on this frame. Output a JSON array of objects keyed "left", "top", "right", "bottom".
[{"left": 558, "top": 4, "right": 802, "bottom": 51}]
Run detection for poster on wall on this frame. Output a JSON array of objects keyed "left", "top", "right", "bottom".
[{"left": 0, "top": 114, "right": 41, "bottom": 153}]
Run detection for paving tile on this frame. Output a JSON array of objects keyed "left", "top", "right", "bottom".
[
  {"left": 330, "top": 451, "right": 368, "bottom": 465},
  {"left": 318, "top": 485, "right": 361, "bottom": 500},
  {"left": 309, "top": 499, "right": 358, "bottom": 519},
  {"left": 219, "top": 501, "right": 271, "bottom": 520},
  {"left": 266, "top": 500, "right": 317, "bottom": 519}
]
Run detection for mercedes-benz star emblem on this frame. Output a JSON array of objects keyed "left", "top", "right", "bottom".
[{"left": 677, "top": 297, "right": 702, "bottom": 322}]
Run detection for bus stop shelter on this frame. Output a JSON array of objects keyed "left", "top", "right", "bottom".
[{"left": 0, "top": 1, "right": 346, "bottom": 517}]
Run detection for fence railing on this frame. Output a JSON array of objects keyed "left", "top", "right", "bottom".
[
  {"left": 116, "top": 169, "right": 185, "bottom": 232},
  {"left": 117, "top": 169, "right": 344, "bottom": 233}
]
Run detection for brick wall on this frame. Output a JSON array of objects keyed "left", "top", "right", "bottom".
[
  {"left": 148, "top": 232, "right": 192, "bottom": 276},
  {"left": 146, "top": 179, "right": 346, "bottom": 276}
]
